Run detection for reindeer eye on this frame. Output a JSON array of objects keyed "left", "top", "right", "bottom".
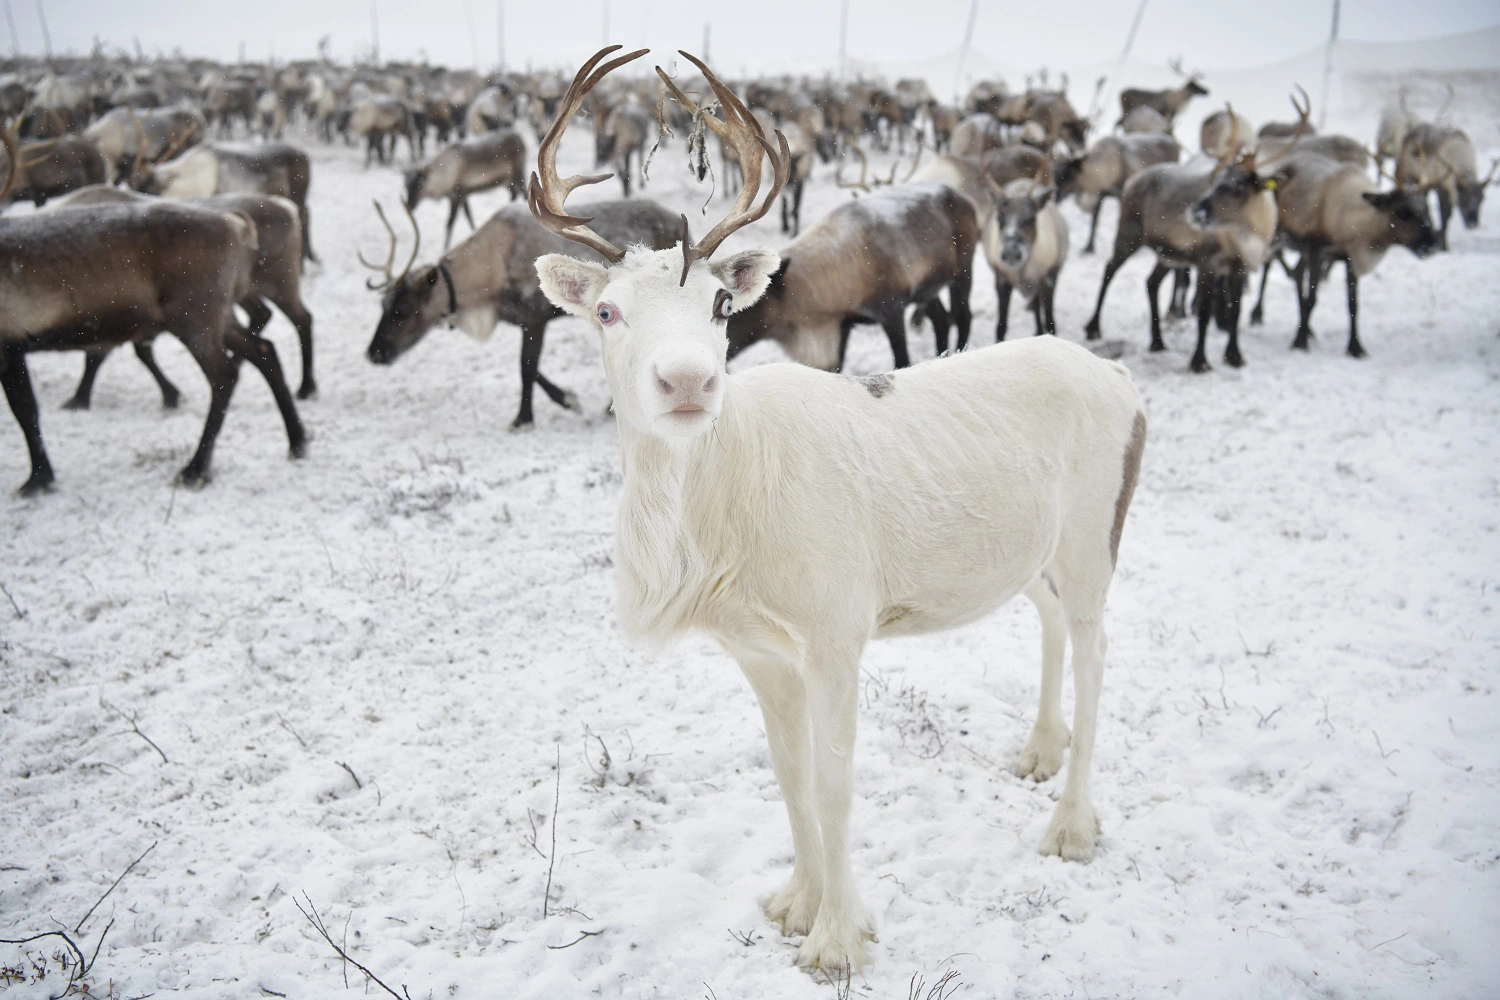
[
  {"left": 713, "top": 289, "right": 733, "bottom": 319},
  {"left": 596, "top": 303, "right": 618, "bottom": 325}
]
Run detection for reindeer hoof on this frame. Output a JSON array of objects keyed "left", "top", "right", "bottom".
[
  {"left": 296, "top": 382, "right": 318, "bottom": 401},
  {"left": 1347, "top": 343, "right": 1367, "bottom": 360},
  {"left": 60, "top": 396, "right": 91, "bottom": 412},
  {"left": 1189, "top": 356, "right": 1212, "bottom": 373},
  {"left": 765, "top": 878, "right": 821, "bottom": 938},
  {"left": 1224, "top": 350, "right": 1245, "bottom": 368},
  {"left": 1040, "top": 797, "right": 1101, "bottom": 862},
  {"left": 559, "top": 391, "right": 580, "bottom": 411},
  {"left": 17, "top": 472, "right": 55, "bottom": 497},
  {"left": 508, "top": 419, "right": 535, "bottom": 433},
  {"left": 176, "top": 466, "right": 212, "bottom": 489}
]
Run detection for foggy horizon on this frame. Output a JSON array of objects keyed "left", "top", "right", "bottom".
[{"left": 3, "top": 0, "right": 1498, "bottom": 79}]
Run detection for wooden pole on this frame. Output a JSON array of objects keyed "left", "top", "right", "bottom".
[
  {"left": 3, "top": 0, "right": 19, "bottom": 58},
  {"left": 370, "top": 0, "right": 380, "bottom": 66},
  {"left": 1319, "top": 0, "right": 1340, "bottom": 129},
  {"left": 497, "top": 0, "right": 505, "bottom": 71},
  {"left": 1103, "top": 0, "right": 1150, "bottom": 122},
  {"left": 601, "top": 0, "right": 609, "bottom": 47},
  {"left": 703, "top": 22, "right": 710, "bottom": 65},
  {"left": 953, "top": 0, "right": 979, "bottom": 104},
  {"left": 838, "top": 0, "right": 849, "bottom": 80},
  {"left": 34, "top": 0, "right": 50, "bottom": 62}
]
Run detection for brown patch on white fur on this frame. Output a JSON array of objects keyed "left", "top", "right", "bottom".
[{"left": 1110, "top": 411, "right": 1147, "bottom": 566}]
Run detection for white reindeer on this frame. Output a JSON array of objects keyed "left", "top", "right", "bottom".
[{"left": 528, "top": 47, "right": 1148, "bottom": 971}]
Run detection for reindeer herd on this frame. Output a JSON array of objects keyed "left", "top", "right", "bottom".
[
  {"left": 0, "top": 51, "right": 1489, "bottom": 493},
  {"left": 0, "top": 41, "right": 1494, "bottom": 977}
]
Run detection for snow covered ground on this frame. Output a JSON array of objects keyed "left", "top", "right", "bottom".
[{"left": 3, "top": 101, "right": 1499, "bottom": 1000}]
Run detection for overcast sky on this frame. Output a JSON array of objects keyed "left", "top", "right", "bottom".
[{"left": 4, "top": 0, "right": 1497, "bottom": 76}]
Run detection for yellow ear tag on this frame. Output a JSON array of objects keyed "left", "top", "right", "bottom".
[{"left": 1263, "top": 179, "right": 1278, "bottom": 191}]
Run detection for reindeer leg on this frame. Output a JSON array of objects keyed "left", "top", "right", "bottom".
[
  {"left": 1167, "top": 267, "right": 1190, "bottom": 320},
  {"left": 1145, "top": 263, "right": 1170, "bottom": 352},
  {"left": 1042, "top": 277, "right": 1059, "bottom": 336},
  {"left": 796, "top": 640, "right": 876, "bottom": 969},
  {"left": 1083, "top": 197, "right": 1104, "bottom": 255},
  {"left": 271, "top": 295, "right": 318, "bottom": 399},
  {"left": 1, "top": 346, "right": 55, "bottom": 495},
  {"left": 134, "top": 341, "right": 183, "bottom": 409},
  {"left": 1249, "top": 255, "right": 1275, "bottom": 326},
  {"left": 836, "top": 318, "right": 857, "bottom": 373},
  {"left": 995, "top": 277, "right": 1014, "bottom": 342},
  {"left": 223, "top": 326, "right": 306, "bottom": 460},
  {"left": 1224, "top": 273, "right": 1246, "bottom": 368},
  {"left": 461, "top": 195, "right": 476, "bottom": 231},
  {"left": 950, "top": 268, "right": 973, "bottom": 353},
  {"left": 1293, "top": 247, "right": 1321, "bottom": 351},
  {"left": 1084, "top": 254, "right": 1129, "bottom": 339},
  {"left": 924, "top": 298, "right": 951, "bottom": 355},
  {"left": 1344, "top": 260, "right": 1366, "bottom": 359},
  {"left": 63, "top": 350, "right": 109, "bottom": 411},
  {"left": 880, "top": 304, "right": 911, "bottom": 369},
  {"left": 1188, "top": 271, "right": 1214, "bottom": 373},
  {"left": 512, "top": 321, "right": 552, "bottom": 430},
  {"left": 791, "top": 177, "right": 804, "bottom": 237},
  {"left": 1436, "top": 188, "right": 1452, "bottom": 251},
  {"left": 444, "top": 196, "right": 462, "bottom": 251},
  {"left": 734, "top": 651, "right": 822, "bottom": 938}
]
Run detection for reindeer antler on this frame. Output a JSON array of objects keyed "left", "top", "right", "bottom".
[
  {"left": 836, "top": 142, "right": 871, "bottom": 192},
  {"left": 657, "top": 50, "right": 790, "bottom": 278},
  {"left": 0, "top": 120, "right": 18, "bottom": 200},
  {"left": 527, "top": 44, "right": 650, "bottom": 264},
  {"left": 358, "top": 199, "right": 421, "bottom": 290}
]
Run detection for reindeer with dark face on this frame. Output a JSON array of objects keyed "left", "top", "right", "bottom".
[
  {"left": 0, "top": 129, "right": 305, "bottom": 494},
  {"left": 1084, "top": 152, "right": 1278, "bottom": 371},
  {"left": 1251, "top": 150, "right": 1442, "bottom": 358},
  {"left": 983, "top": 179, "right": 1069, "bottom": 339},
  {"left": 1395, "top": 123, "right": 1497, "bottom": 250},
  {"left": 363, "top": 198, "right": 679, "bottom": 429},
  {"left": 404, "top": 128, "right": 527, "bottom": 249}
]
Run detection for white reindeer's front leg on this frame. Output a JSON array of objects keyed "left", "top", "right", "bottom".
[
  {"left": 797, "top": 646, "right": 876, "bottom": 970},
  {"left": 738, "top": 656, "right": 823, "bottom": 936}
]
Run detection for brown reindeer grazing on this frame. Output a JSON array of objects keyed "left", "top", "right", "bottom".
[
  {"left": 364, "top": 198, "right": 679, "bottom": 429},
  {"left": 48, "top": 185, "right": 317, "bottom": 404},
  {"left": 405, "top": 129, "right": 527, "bottom": 249},
  {"left": 1053, "top": 132, "right": 1181, "bottom": 253},
  {"left": 0, "top": 129, "right": 305, "bottom": 494},
  {"left": 1118, "top": 59, "right": 1209, "bottom": 127},
  {"left": 1083, "top": 153, "right": 1279, "bottom": 371},
  {"left": 1395, "top": 123, "right": 1498, "bottom": 249}
]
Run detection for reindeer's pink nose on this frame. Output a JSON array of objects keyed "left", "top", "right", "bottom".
[{"left": 652, "top": 361, "right": 719, "bottom": 412}]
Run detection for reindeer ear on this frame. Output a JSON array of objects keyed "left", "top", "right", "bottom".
[
  {"left": 535, "top": 254, "right": 610, "bottom": 319},
  {"left": 1033, "top": 185, "right": 1055, "bottom": 208},
  {"left": 709, "top": 249, "right": 781, "bottom": 309}
]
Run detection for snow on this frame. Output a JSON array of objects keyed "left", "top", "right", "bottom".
[{"left": 3, "top": 100, "right": 1499, "bottom": 999}]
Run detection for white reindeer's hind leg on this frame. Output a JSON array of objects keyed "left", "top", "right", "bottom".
[
  {"left": 1014, "top": 574, "right": 1071, "bottom": 782},
  {"left": 1040, "top": 581, "right": 1108, "bottom": 862},
  {"left": 796, "top": 644, "right": 877, "bottom": 970},
  {"left": 737, "top": 656, "right": 823, "bottom": 937}
]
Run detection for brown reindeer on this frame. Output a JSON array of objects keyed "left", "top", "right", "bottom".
[
  {"left": 0, "top": 129, "right": 305, "bottom": 494},
  {"left": 48, "top": 185, "right": 317, "bottom": 404},
  {"left": 363, "top": 198, "right": 679, "bottom": 428},
  {"left": 1117, "top": 58, "right": 1209, "bottom": 126},
  {"left": 405, "top": 128, "right": 527, "bottom": 249}
]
